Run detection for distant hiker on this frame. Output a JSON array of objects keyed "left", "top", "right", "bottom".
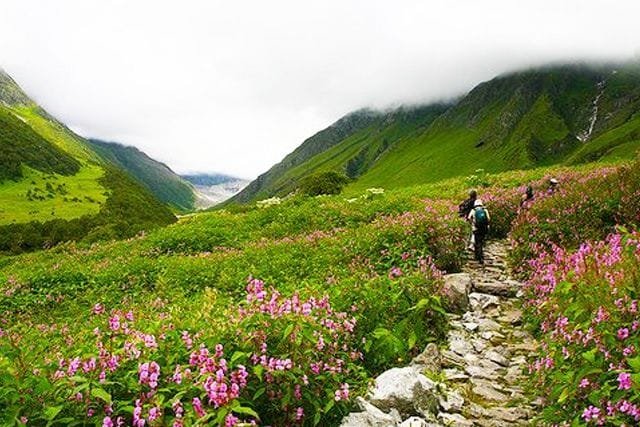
[
  {"left": 458, "top": 190, "right": 477, "bottom": 250},
  {"left": 468, "top": 199, "right": 490, "bottom": 264},
  {"left": 458, "top": 189, "right": 477, "bottom": 218},
  {"left": 520, "top": 184, "right": 534, "bottom": 208},
  {"left": 547, "top": 178, "right": 559, "bottom": 195}
]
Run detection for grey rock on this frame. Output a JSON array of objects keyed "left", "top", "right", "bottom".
[
  {"left": 448, "top": 333, "right": 474, "bottom": 357},
  {"left": 340, "top": 397, "right": 402, "bottom": 427},
  {"left": 485, "top": 406, "right": 531, "bottom": 421},
  {"left": 411, "top": 343, "right": 441, "bottom": 373},
  {"left": 369, "top": 366, "right": 438, "bottom": 416},
  {"left": 471, "top": 380, "right": 509, "bottom": 402},
  {"left": 437, "top": 412, "right": 473, "bottom": 426},
  {"left": 398, "top": 416, "right": 439, "bottom": 427},
  {"left": 463, "top": 322, "right": 479, "bottom": 332},
  {"left": 442, "top": 273, "right": 472, "bottom": 313},
  {"left": 471, "top": 338, "right": 489, "bottom": 353},
  {"left": 438, "top": 389, "right": 464, "bottom": 412},
  {"left": 474, "top": 280, "right": 517, "bottom": 297},
  {"left": 443, "top": 368, "right": 469, "bottom": 381},
  {"left": 485, "top": 350, "right": 509, "bottom": 367},
  {"left": 465, "top": 364, "right": 499, "bottom": 380},
  {"left": 477, "top": 318, "right": 502, "bottom": 332},
  {"left": 441, "top": 350, "right": 465, "bottom": 368}
]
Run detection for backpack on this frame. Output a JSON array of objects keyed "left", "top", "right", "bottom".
[{"left": 474, "top": 207, "right": 489, "bottom": 231}]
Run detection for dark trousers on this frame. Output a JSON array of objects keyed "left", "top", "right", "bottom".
[{"left": 473, "top": 230, "right": 486, "bottom": 263}]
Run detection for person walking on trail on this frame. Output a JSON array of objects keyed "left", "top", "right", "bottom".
[
  {"left": 468, "top": 199, "right": 490, "bottom": 264},
  {"left": 458, "top": 190, "right": 477, "bottom": 250},
  {"left": 547, "top": 178, "right": 559, "bottom": 195},
  {"left": 520, "top": 184, "right": 534, "bottom": 208}
]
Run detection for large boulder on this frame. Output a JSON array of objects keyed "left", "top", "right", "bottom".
[
  {"left": 442, "top": 273, "right": 472, "bottom": 313},
  {"left": 339, "top": 397, "right": 401, "bottom": 427},
  {"left": 368, "top": 366, "right": 439, "bottom": 416}
]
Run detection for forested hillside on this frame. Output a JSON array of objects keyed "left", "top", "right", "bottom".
[
  {"left": 0, "top": 69, "right": 176, "bottom": 253},
  {"left": 88, "top": 139, "right": 196, "bottom": 211}
]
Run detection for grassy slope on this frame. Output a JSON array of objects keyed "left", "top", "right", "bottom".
[
  {"left": 88, "top": 139, "right": 195, "bottom": 212},
  {"left": 0, "top": 165, "right": 106, "bottom": 225}
]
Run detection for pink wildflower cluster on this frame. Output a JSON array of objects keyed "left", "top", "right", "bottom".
[{"left": 523, "top": 231, "right": 640, "bottom": 424}]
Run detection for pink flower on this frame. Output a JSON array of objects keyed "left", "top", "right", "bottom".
[
  {"left": 108, "top": 315, "right": 120, "bottom": 331},
  {"left": 192, "top": 397, "right": 206, "bottom": 418},
  {"left": 618, "top": 372, "right": 632, "bottom": 390},
  {"left": 296, "top": 407, "right": 304, "bottom": 421},
  {"left": 579, "top": 378, "right": 590, "bottom": 388},
  {"left": 93, "top": 303, "right": 105, "bottom": 315},
  {"left": 225, "top": 414, "right": 239, "bottom": 427},
  {"left": 582, "top": 405, "right": 601, "bottom": 421},
  {"left": 618, "top": 327, "right": 630, "bottom": 340},
  {"left": 148, "top": 407, "right": 160, "bottom": 422},
  {"left": 103, "top": 417, "right": 114, "bottom": 427},
  {"left": 334, "top": 383, "right": 350, "bottom": 401}
]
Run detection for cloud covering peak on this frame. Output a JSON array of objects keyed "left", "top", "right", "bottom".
[{"left": 1, "top": 0, "right": 640, "bottom": 177}]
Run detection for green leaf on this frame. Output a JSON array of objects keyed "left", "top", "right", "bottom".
[
  {"left": 91, "top": 387, "right": 112, "bottom": 405},
  {"left": 232, "top": 405, "right": 260, "bottom": 419},
  {"left": 581, "top": 348, "right": 597, "bottom": 364},
  {"left": 43, "top": 405, "right": 63, "bottom": 421},
  {"left": 324, "top": 399, "right": 335, "bottom": 413},
  {"left": 628, "top": 356, "right": 640, "bottom": 372},
  {"left": 557, "top": 387, "right": 569, "bottom": 403},
  {"left": 253, "top": 387, "right": 266, "bottom": 400}
]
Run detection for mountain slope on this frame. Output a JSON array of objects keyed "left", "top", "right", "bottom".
[
  {"left": 229, "top": 109, "right": 384, "bottom": 203},
  {"left": 232, "top": 62, "right": 640, "bottom": 202},
  {"left": 351, "top": 63, "right": 640, "bottom": 191},
  {"left": 88, "top": 139, "right": 196, "bottom": 211},
  {"left": 0, "top": 68, "right": 176, "bottom": 252}
]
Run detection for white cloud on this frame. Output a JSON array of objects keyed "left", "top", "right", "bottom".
[{"left": 1, "top": 0, "right": 640, "bottom": 178}]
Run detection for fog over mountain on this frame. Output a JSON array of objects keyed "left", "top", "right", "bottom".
[{"left": 1, "top": 0, "right": 640, "bottom": 178}]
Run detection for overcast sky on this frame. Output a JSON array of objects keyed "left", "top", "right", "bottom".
[{"left": 1, "top": 1, "right": 640, "bottom": 178}]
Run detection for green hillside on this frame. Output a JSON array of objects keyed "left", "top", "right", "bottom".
[
  {"left": 0, "top": 69, "right": 176, "bottom": 252},
  {"left": 231, "top": 62, "right": 640, "bottom": 202},
  {"left": 88, "top": 139, "right": 196, "bottom": 211},
  {"left": 229, "top": 108, "right": 384, "bottom": 203}
]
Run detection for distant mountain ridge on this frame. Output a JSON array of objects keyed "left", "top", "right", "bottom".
[
  {"left": 182, "top": 174, "right": 249, "bottom": 208},
  {"left": 231, "top": 61, "right": 640, "bottom": 203},
  {"left": 181, "top": 173, "right": 242, "bottom": 187},
  {"left": 88, "top": 139, "right": 196, "bottom": 211}
]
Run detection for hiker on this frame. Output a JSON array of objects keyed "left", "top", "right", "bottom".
[
  {"left": 520, "top": 184, "right": 534, "bottom": 208},
  {"left": 458, "top": 190, "right": 477, "bottom": 250},
  {"left": 468, "top": 199, "right": 490, "bottom": 264},
  {"left": 547, "top": 178, "right": 559, "bottom": 195}
]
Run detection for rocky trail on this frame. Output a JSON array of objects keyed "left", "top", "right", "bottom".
[{"left": 341, "top": 241, "right": 541, "bottom": 426}]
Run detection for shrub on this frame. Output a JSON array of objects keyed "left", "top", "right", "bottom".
[{"left": 298, "top": 172, "right": 349, "bottom": 196}]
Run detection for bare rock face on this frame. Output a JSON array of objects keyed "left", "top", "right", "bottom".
[
  {"left": 368, "top": 366, "right": 439, "bottom": 416},
  {"left": 442, "top": 273, "right": 472, "bottom": 313},
  {"left": 339, "top": 397, "right": 402, "bottom": 427}
]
